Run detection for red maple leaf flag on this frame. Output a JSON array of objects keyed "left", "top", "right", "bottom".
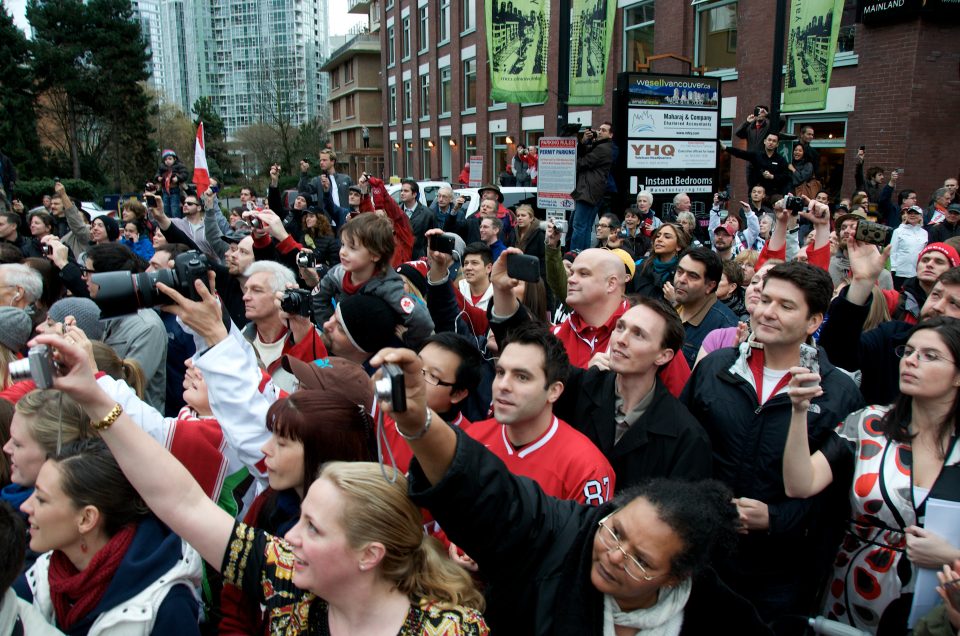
[{"left": 193, "top": 122, "right": 210, "bottom": 195}]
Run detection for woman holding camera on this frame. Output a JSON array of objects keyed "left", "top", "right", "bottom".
[
  {"left": 17, "top": 438, "right": 202, "bottom": 635},
  {"left": 219, "top": 357, "right": 378, "bottom": 635},
  {"left": 29, "top": 332, "right": 489, "bottom": 636},
  {"left": 783, "top": 316, "right": 960, "bottom": 635},
  {"left": 301, "top": 209, "right": 339, "bottom": 267}
]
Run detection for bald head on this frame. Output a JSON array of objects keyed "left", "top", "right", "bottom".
[{"left": 566, "top": 248, "right": 627, "bottom": 312}]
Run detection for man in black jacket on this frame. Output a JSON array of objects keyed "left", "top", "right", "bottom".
[
  {"left": 722, "top": 133, "right": 790, "bottom": 197},
  {"left": 488, "top": 247, "right": 712, "bottom": 489},
  {"left": 298, "top": 149, "right": 353, "bottom": 210},
  {"left": 682, "top": 261, "right": 863, "bottom": 624},
  {"left": 398, "top": 179, "right": 436, "bottom": 258},
  {"left": 570, "top": 123, "right": 615, "bottom": 252}
]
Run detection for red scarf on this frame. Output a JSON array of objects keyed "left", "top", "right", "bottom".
[{"left": 48, "top": 524, "right": 137, "bottom": 630}]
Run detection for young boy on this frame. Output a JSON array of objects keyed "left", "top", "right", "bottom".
[
  {"left": 311, "top": 213, "right": 434, "bottom": 349},
  {"left": 154, "top": 149, "right": 189, "bottom": 218}
]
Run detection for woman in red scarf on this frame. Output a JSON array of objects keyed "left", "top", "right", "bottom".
[{"left": 16, "top": 438, "right": 202, "bottom": 635}]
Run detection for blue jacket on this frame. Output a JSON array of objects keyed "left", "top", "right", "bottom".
[
  {"left": 17, "top": 516, "right": 201, "bottom": 636},
  {"left": 120, "top": 237, "right": 155, "bottom": 261}
]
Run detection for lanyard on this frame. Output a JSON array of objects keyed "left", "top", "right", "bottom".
[{"left": 747, "top": 348, "right": 792, "bottom": 404}]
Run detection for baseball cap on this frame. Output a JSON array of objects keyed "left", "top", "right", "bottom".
[
  {"left": 609, "top": 248, "right": 636, "bottom": 281},
  {"left": 905, "top": 205, "right": 923, "bottom": 215},
  {"left": 347, "top": 185, "right": 363, "bottom": 195}
]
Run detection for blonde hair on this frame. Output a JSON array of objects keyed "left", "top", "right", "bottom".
[
  {"left": 319, "top": 462, "right": 485, "bottom": 610},
  {"left": 734, "top": 249, "right": 760, "bottom": 268},
  {"left": 0, "top": 346, "right": 16, "bottom": 389},
  {"left": 865, "top": 286, "right": 892, "bottom": 331},
  {"left": 15, "top": 389, "right": 94, "bottom": 455},
  {"left": 91, "top": 341, "right": 146, "bottom": 399}
]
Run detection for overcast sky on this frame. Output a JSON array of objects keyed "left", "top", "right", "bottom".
[{"left": 3, "top": 0, "right": 365, "bottom": 36}]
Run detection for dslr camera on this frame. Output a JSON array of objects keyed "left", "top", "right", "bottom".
[
  {"left": 785, "top": 196, "right": 806, "bottom": 215},
  {"left": 9, "top": 345, "right": 57, "bottom": 389},
  {"left": 374, "top": 363, "right": 407, "bottom": 412},
  {"left": 279, "top": 288, "right": 312, "bottom": 317},
  {"left": 717, "top": 191, "right": 730, "bottom": 203},
  {"left": 90, "top": 251, "right": 211, "bottom": 319}
]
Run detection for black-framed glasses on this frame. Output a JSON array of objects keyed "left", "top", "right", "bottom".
[
  {"left": 421, "top": 368, "right": 455, "bottom": 388},
  {"left": 895, "top": 345, "right": 955, "bottom": 365},
  {"left": 597, "top": 515, "right": 657, "bottom": 581},
  {"left": 79, "top": 267, "right": 95, "bottom": 277},
  {"left": 183, "top": 201, "right": 199, "bottom": 207}
]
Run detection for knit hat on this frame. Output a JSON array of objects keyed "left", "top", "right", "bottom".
[
  {"left": 918, "top": 242, "right": 960, "bottom": 268},
  {"left": 280, "top": 355, "right": 373, "bottom": 408},
  {"left": 0, "top": 307, "right": 32, "bottom": 353},
  {"left": 608, "top": 248, "right": 636, "bottom": 281},
  {"left": 296, "top": 192, "right": 313, "bottom": 206},
  {"left": 335, "top": 294, "right": 398, "bottom": 354},
  {"left": 396, "top": 261, "right": 428, "bottom": 297},
  {"left": 48, "top": 297, "right": 103, "bottom": 340},
  {"left": 98, "top": 215, "right": 121, "bottom": 241},
  {"left": 161, "top": 149, "right": 178, "bottom": 160}
]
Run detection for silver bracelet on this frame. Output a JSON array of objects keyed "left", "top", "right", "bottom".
[{"left": 394, "top": 409, "right": 432, "bottom": 441}]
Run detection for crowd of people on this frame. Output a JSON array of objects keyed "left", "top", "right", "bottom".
[{"left": 0, "top": 125, "right": 958, "bottom": 636}]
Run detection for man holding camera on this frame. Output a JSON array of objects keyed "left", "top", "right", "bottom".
[
  {"left": 299, "top": 150, "right": 353, "bottom": 210},
  {"left": 829, "top": 210, "right": 894, "bottom": 289},
  {"left": 570, "top": 123, "right": 615, "bottom": 252},
  {"left": 240, "top": 260, "right": 326, "bottom": 393},
  {"left": 151, "top": 191, "right": 219, "bottom": 263}
]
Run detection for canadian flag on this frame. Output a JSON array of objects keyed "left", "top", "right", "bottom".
[{"left": 193, "top": 123, "right": 210, "bottom": 194}]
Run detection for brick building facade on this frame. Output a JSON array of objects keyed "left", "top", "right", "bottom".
[{"left": 378, "top": 0, "right": 959, "bottom": 204}]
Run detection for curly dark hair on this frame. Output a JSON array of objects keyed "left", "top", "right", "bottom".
[{"left": 611, "top": 478, "right": 738, "bottom": 580}]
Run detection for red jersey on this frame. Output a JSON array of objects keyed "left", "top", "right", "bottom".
[{"left": 466, "top": 416, "right": 615, "bottom": 505}]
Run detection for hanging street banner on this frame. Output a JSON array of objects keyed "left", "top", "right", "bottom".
[
  {"left": 486, "top": 0, "right": 550, "bottom": 102},
  {"left": 568, "top": 0, "right": 617, "bottom": 105},
  {"left": 783, "top": 0, "right": 845, "bottom": 112}
]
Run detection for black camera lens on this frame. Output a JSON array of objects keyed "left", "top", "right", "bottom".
[
  {"left": 89, "top": 251, "right": 209, "bottom": 318},
  {"left": 279, "top": 288, "right": 312, "bottom": 317}
]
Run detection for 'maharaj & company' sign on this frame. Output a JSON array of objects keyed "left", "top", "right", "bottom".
[{"left": 858, "top": 0, "right": 921, "bottom": 24}]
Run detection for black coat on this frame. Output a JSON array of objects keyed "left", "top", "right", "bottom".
[
  {"left": 681, "top": 345, "right": 863, "bottom": 607},
  {"left": 408, "top": 428, "right": 772, "bottom": 636},
  {"left": 818, "top": 287, "right": 912, "bottom": 406},
  {"left": 555, "top": 368, "right": 713, "bottom": 489}
]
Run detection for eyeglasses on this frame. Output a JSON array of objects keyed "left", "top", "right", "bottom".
[
  {"left": 183, "top": 201, "right": 199, "bottom": 207},
  {"left": 895, "top": 345, "right": 955, "bottom": 365},
  {"left": 597, "top": 515, "right": 657, "bottom": 581},
  {"left": 79, "top": 267, "right": 95, "bottom": 277},
  {"left": 421, "top": 368, "right": 455, "bottom": 388}
]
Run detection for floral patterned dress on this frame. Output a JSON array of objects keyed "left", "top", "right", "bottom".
[
  {"left": 221, "top": 522, "right": 489, "bottom": 635},
  {"left": 821, "top": 405, "right": 960, "bottom": 634}
]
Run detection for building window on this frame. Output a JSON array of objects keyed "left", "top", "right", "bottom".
[
  {"left": 439, "top": 66, "right": 452, "bottom": 116},
  {"left": 387, "top": 26, "right": 395, "bottom": 67},
  {"left": 402, "top": 79, "right": 412, "bottom": 122},
  {"left": 332, "top": 100, "right": 341, "bottom": 121},
  {"left": 401, "top": 16, "right": 411, "bottom": 60},
  {"left": 492, "top": 134, "right": 508, "bottom": 182},
  {"left": 462, "top": 0, "right": 475, "bottom": 33},
  {"left": 462, "top": 134, "right": 477, "bottom": 162},
  {"left": 345, "top": 94, "right": 355, "bottom": 118},
  {"left": 405, "top": 141, "right": 415, "bottom": 178},
  {"left": 525, "top": 130, "right": 544, "bottom": 149},
  {"left": 421, "top": 139, "right": 432, "bottom": 178},
  {"left": 623, "top": 2, "right": 655, "bottom": 72},
  {"left": 463, "top": 58, "right": 476, "bottom": 111},
  {"left": 438, "top": 0, "right": 450, "bottom": 44},
  {"left": 388, "top": 85, "right": 397, "bottom": 123},
  {"left": 391, "top": 144, "right": 399, "bottom": 177},
  {"left": 418, "top": 6, "right": 429, "bottom": 52},
  {"left": 786, "top": 117, "right": 849, "bottom": 196},
  {"left": 696, "top": 1, "right": 737, "bottom": 72},
  {"left": 419, "top": 74, "right": 430, "bottom": 118}
]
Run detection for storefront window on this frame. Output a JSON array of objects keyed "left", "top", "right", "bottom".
[
  {"left": 623, "top": 2, "right": 655, "bottom": 72},
  {"left": 696, "top": 1, "right": 738, "bottom": 72}
]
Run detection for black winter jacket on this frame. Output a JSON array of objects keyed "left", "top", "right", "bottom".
[
  {"left": 408, "top": 428, "right": 772, "bottom": 636},
  {"left": 555, "top": 369, "right": 712, "bottom": 489}
]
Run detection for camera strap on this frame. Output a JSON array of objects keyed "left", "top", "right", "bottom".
[{"left": 375, "top": 408, "right": 400, "bottom": 484}]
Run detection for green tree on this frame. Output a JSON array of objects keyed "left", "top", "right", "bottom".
[
  {"left": 28, "top": 0, "right": 156, "bottom": 189},
  {"left": 0, "top": 6, "right": 42, "bottom": 179}
]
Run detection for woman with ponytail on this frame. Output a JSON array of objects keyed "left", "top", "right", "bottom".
[{"left": 33, "top": 333, "right": 488, "bottom": 635}]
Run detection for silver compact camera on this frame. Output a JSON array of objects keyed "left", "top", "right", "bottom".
[
  {"left": 9, "top": 345, "right": 57, "bottom": 389},
  {"left": 374, "top": 363, "right": 407, "bottom": 412}
]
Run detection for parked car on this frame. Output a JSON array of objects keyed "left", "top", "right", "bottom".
[
  {"left": 452, "top": 187, "right": 543, "bottom": 218},
  {"left": 81, "top": 201, "right": 113, "bottom": 219},
  {"left": 387, "top": 180, "right": 451, "bottom": 208}
]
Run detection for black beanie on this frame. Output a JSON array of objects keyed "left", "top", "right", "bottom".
[
  {"left": 396, "top": 262, "right": 428, "bottom": 298},
  {"left": 335, "top": 294, "right": 398, "bottom": 354},
  {"left": 99, "top": 215, "right": 120, "bottom": 241}
]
